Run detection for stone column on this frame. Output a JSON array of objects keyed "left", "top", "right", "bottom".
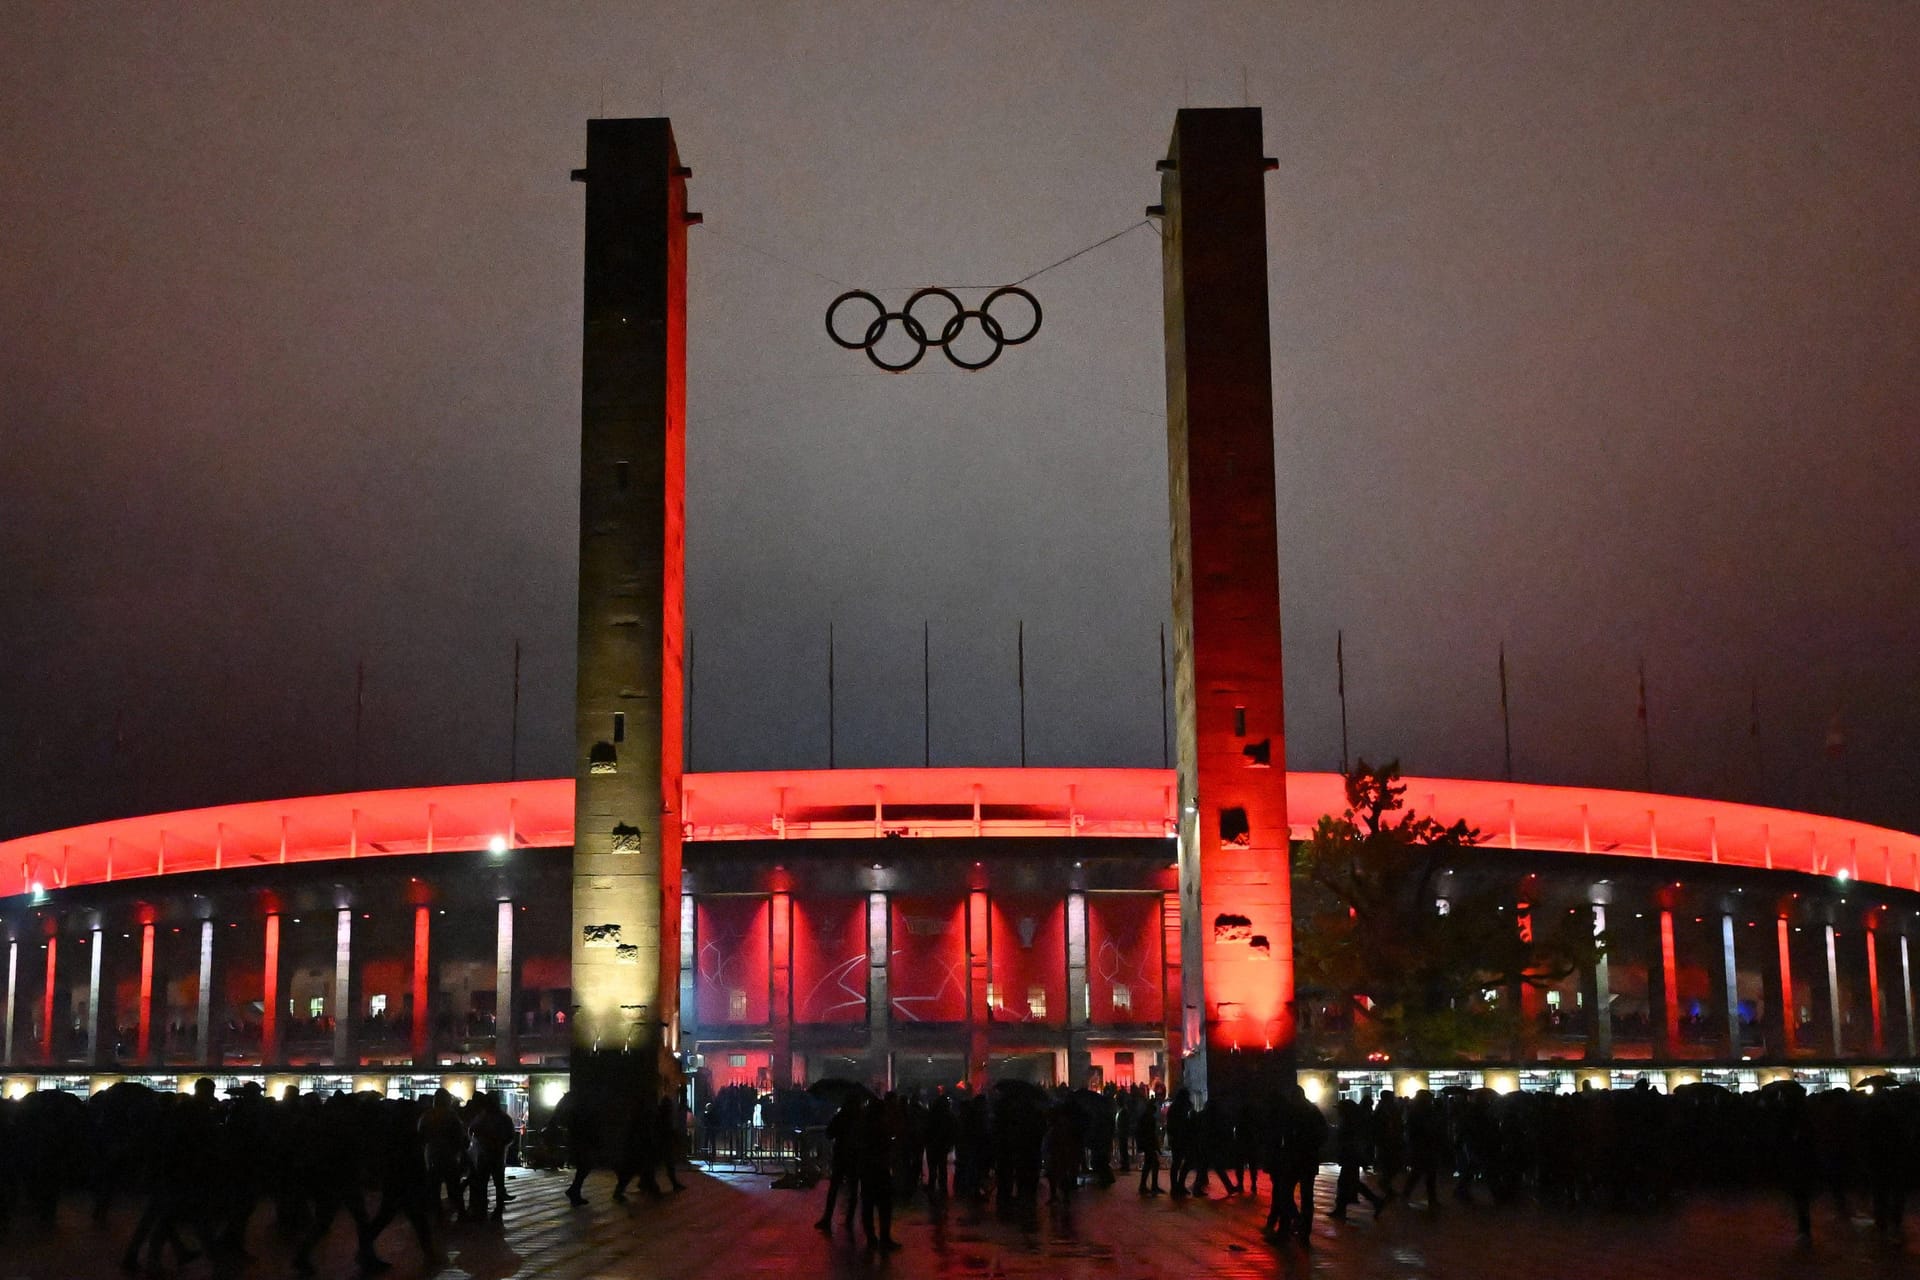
[
  {"left": 40, "top": 932, "right": 56, "bottom": 1064},
  {"left": 965, "top": 888, "right": 990, "bottom": 1090},
  {"left": 770, "top": 889, "right": 792, "bottom": 1088},
  {"left": 1867, "top": 927, "right": 1886, "bottom": 1056},
  {"left": 1902, "top": 934, "right": 1916, "bottom": 1058},
  {"left": 495, "top": 900, "right": 517, "bottom": 1070},
  {"left": 1585, "top": 903, "right": 1613, "bottom": 1061},
  {"left": 1161, "top": 891, "right": 1184, "bottom": 1095},
  {"left": 1067, "top": 891, "right": 1090, "bottom": 1085},
  {"left": 1714, "top": 914, "right": 1741, "bottom": 1059},
  {"left": 1159, "top": 106, "right": 1292, "bottom": 1101},
  {"left": 1763, "top": 918, "right": 1794, "bottom": 1056},
  {"left": 3, "top": 935, "right": 17, "bottom": 1068},
  {"left": 195, "top": 919, "right": 216, "bottom": 1066},
  {"left": 1650, "top": 910, "right": 1679, "bottom": 1059},
  {"left": 868, "top": 892, "right": 891, "bottom": 1090},
  {"left": 85, "top": 924, "right": 104, "bottom": 1068},
  {"left": 137, "top": 921, "right": 156, "bottom": 1063},
  {"left": 411, "top": 905, "right": 432, "bottom": 1067},
  {"left": 261, "top": 912, "right": 283, "bottom": 1067},
  {"left": 1823, "top": 924, "right": 1843, "bottom": 1058},
  {"left": 570, "top": 116, "right": 691, "bottom": 1113},
  {"left": 332, "top": 907, "right": 354, "bottom": 1068}
]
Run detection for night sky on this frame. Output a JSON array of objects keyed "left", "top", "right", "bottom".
[{"left": 3, "top": 4, "right": 1918, "bottom": 839}]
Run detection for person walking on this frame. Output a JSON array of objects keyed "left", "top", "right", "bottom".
[
  {"left": 814, "top": 1097, "right": 862, "bottom": 1233},
  {"left": 1136, "top": 1096, "right": 1163, "bottom": 1195},
  {"left": 858, "top": 1096, "right": 899, "bottom": 1251},
  {"left": 1329, "top": 1097, "right": 1386, "bottom": 1221}
]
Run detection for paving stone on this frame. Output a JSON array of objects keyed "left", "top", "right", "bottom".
[{"left": 1, "top": 1163, "right": 1911, "bottom": 1278}]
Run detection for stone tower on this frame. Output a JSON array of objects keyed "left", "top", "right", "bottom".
[
  {"left": 570, "top": 118, "right": 691, "bottom": 1108},
  {"left": 1159, "top": 107, "right": 1295, "bottom": 1101}
]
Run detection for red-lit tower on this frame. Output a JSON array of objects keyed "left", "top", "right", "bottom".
[
  {"left": 1158, "top": 107, "right": 1293, "bottom": 1100},
  {"left": 570, "top": 118, "right": 692, "bottom": 1110}
]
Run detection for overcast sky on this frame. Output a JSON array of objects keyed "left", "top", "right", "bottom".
[{"left": 3, "top": 2, "right": 1917, "bottom": 838}]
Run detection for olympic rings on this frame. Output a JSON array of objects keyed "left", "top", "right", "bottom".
[{"left": 825, "top": 285, "right": 1042, "bottom": 372}]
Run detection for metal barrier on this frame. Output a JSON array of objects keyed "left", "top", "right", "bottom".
[{"left": 693, "top": 1124, "right": 829, "bottom": 1181}]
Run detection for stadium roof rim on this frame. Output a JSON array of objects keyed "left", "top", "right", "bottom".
[{"left": 3, "top": 767, "right": 1917, "bottom": 900}]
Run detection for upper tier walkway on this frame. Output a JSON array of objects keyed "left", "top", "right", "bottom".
[{"left": 5, "top": 767, "right": 1918, "bottom": 898}]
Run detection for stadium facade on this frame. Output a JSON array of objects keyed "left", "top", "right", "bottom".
[
  {"left": 4, "top": 766, "right": 1918, "bottom": 1121},
  {"left": 9, "top": 108, "right": 1916, "bottom": 1124}
]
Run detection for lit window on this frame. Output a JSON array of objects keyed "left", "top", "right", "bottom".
[
  {"left": 309, "top": 997, "right": 325, "bottom": 1019},
  {"left": 369, "top": 994, "right": 388, "bottom": 1016},
  {"left": 1027, "top": 987, "right": 1047, "bottom": 1019},
  {"left": 728, "top": 1053, "right": 747, "bottom": 1068},
  {"left": 728, "top": 989, "right": 748, "bottom": 1021},
  {"left": 986, "top": 984, "right": 1003, "bottom": 1011},
  {"left": 1111, "top": 984, "right": 1132, "bottom": 1013}
]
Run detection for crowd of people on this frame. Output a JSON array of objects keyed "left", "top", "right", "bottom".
[
  {"left": 795, "top": 1075, "right": 1920, "bottom": 1250},
  {"left": 0, "top": 1071, "right": 1915, "bottom": 1272},
  {"left": 0, "top": 1078, "right": 520, "bottom": 1274}
]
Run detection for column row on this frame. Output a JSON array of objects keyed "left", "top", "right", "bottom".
[{"left": 0, "top": 899, "right": 547, "bottom": 1072}]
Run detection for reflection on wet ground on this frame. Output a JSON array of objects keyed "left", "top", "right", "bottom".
[{"left": 4, "top": 1163, "right": 1912, "bottom": 1279}]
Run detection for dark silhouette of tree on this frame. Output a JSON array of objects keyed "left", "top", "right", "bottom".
[{"left": 1292, "top": 760, "right": 1604, "bottom": 1061}]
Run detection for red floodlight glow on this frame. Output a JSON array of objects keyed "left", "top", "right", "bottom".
[{"left": 0, "top": 769, "right": 1914, "bottom": 902}]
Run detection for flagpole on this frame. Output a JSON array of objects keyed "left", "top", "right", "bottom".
[
  {"left": 1499, "top": 642, "right": 1512, "bottom": 783},
  {"left": 923, "top": 620, "right": 931, "bottom": 768},
  {"left": 509, "top": 639, "right": 521, "bottom": 782},
  {"left": 1159, "top": 624, "right": 1170, "bottom": 771},
  {"left": 1749, "top": 679, "right": 1764, "bottom": 802},
  {"left": 1637, "top": 658, "right": 1652, "bottom": 792},
  {"left": 1017, "top": 620, "right": 1027, "bottom": 768},
  {"left": 827, "top": 622, "right": 836, "bottom": 770},
  {"left": 353, "top": 658, "right": 365, "bottom": 791},
  {"left": 685, "top": 632, "right": 694, "bottom": 774},
  {"left": 1337, "top": 630, "right": 1350, "bottom": 776}
]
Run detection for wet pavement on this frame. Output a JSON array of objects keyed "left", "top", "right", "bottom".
[{"left": 6, "top": 1163, "right": 1917, "bottom": 1279}]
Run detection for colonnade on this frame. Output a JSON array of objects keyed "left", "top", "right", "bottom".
[
  {"left": 682, "top": 887, "right": 1185, "bottom": 1091},
  {"left": 1578, "top": 897, "right": 1917, "bottom": 1062},
  {"left": 0, "top": 898, "right": 527, "bottom": 1071}
]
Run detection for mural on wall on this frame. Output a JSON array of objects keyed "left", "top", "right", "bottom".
[
  {"left": 1089, "top": 892, "right": 1165, "bottom": 1025},
  {"left": 890, "top": 896, "right": 968, "bottom": 1023},
  {"left": 793, "top": 897, "right": 868, "bottom": 1024},
  {"left": 696, "top": 896, "right": 770, "bottom": 1025}
]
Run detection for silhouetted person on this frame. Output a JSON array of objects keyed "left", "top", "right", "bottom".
[
  {"left": 1405, "top": 1089, "right": 1446, "bottom": 1208},
  {"left": 466, "top": 1092, "right": 516, "bottom": 1220},
  {"left": 419, "top": 1088, "right": 466, "bottom": 1217},
  {"left": 1045, "top": 1100, "right": 1080, "bottom": 1206},
  {"left": 1266, "top": 1085, "right": 1328, "bottom": 1245},
  {"left": 924, "top": 1093, "right": 955, "bottom": 1199},
  {"left": 858, "top": 1096, "right": 898, "bottom": 1250},
  {"left": 654, "top": 1097, "right": 687, "bottom": 1192},
  {"left": 1136, "top": 1097, "right": 1163, "bottom": 1195},
  {"left": 815, "top": 1097, "right": 862, "bottom": 1232},
  {"left": 1330, "top": 1097, "right": 1386, "bottom": 1220},
  {"left": 362, "top": 1097, "right": 443, "bottom": 1274},
  {"left": 1166, "top": 1089, "right": 1196, "bottom": 1197}
]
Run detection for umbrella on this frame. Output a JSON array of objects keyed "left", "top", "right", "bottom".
[
  {"left": 806, "top": 1077, "right": 876, "bottom": 1106},
  {"left": 990, "top": 1078, "right": 1050, "bottom": 1107},
  {"left": 1857, "top": 1073, "right": 1901, "bottom": 1092}
]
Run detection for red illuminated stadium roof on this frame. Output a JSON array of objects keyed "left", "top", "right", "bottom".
[{"left": 4, "top": 768, "right": 1917, "bottom": 900}]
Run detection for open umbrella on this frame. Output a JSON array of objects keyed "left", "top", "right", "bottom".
[
  {"left": 806, "top": 1077, "right": 876, "bottom": 1106},
  {"left": 991, "top": 1077, "right": 1050, "bottom": 1107}
]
